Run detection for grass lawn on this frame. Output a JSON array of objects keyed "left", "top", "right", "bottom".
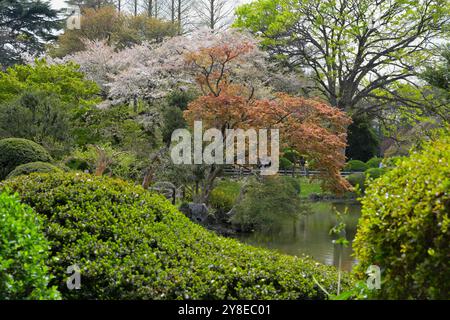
[
  {"left": 213, "top": 176, "right": 325, "bottom": 201},
  {"left": 297, "top": 177, "right": 323, "bottom": 197}
]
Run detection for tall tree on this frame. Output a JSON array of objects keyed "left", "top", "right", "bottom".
[
  {"left": 0, "top": 0, "right": 61, "bottom": 67},
  {"left": 235, "top": 0, "right": 449, "bottom": 114},
  {"left": 51, "top": 7, "right": 177, "bottom": 57},
  {"left": 183, "top": 35, "right": 351, "bottom": 201},
  {"left": 194, "top": 0, "right": 234, "bottom": 30}
]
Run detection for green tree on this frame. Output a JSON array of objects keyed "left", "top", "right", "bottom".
[
  {"left": 0, "top": 59, "right": 100, "bottom": 105},
  {"left": 345, "top": 117, "right": 380, "bottom": 161},
  {"left": 0, "top": 0, "right": 61, "bottom": 67},
  {"left": 235, "top": 0, "right": 449, "bottom": 114},
  {"left": 0, "top": 91, "right": 73, "bottom": 157},
  {"left": 422, "top": 44, "right": 450, "bottom": 93},
  {"left": 232, "top": 176, "right": 308, "bottom": 232}
]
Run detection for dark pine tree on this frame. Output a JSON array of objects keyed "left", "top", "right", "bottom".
[{"left": 0, "top": 0, "right": 62, "bottom": 68}]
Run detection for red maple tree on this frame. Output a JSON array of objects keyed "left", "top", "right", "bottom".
[{"left": 184, "top": 39, "right": 352, "bottom": 196}]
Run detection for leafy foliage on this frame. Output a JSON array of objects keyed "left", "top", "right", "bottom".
[
  {"left": 6, "top": 162, "right": 61, "bottom": 180},
  {"left": 345, "top": 118, "right": 380, "bottom": 162},
  {"left": 0, "top": 191, "right": 60, "bottom": 299},
  {"left": 344, "top": 160, "right": 368, "bottom": 172},
  {"left": 232, "top": 176, "right": 307, "bottom": 232},
  {"left": 209, "top": 179, "right": 241, "bottom": 213},
  {"left": 366, "top": 157, "right": 382, "bottom": 169},
  {"left": 51, "top": 7, "right": 178, "bottom": 57},
  {"left": 183, "top": 38, "right": 352, "bottom": 194},
  {"left": 234, "top": 0, "right": 448, "bottom": 115},
  {"left": 346, "top": 173, "right": 365, "bottom": 191},
  {"left": 0, "top": 91, "right": 73, "bottom": 157},
  {"left": 0, "top": 60, "right": 100, "bottom": 106},
  {"left": 353, "top": 134, "right": 450, "bottom": 299},
  {"left": 67, "top": 144, "right": 143, "bottom": 180},
  {"left": 0, "top": 138, "right": 52, "bottom": 180},
  {"left": 0, "top": 0, "right": 61, "bottom": 67},
  {"left": 1, "top": 172, "right": 353, "bottom": 299},
  {"left": 364, "top": 168, "right": 386, "bottom": 180}
]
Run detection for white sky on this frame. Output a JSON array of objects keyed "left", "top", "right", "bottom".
[
  {"left": 49, "top": 0, "right": 66, "bottom": 10},
  {"left": 49, "top": 0, "right": 253, "bottom": 10}
]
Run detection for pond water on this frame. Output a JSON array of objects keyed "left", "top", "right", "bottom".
[{"left": 235, "top": 202, "right": 361, "bottom": 271}]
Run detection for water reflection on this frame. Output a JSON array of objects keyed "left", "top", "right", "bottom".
[{"left": 235, "top": 202, "right": 361, "bottom": 271}]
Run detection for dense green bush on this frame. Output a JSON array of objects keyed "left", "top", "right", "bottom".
[
  {"left": 366, "top": 157, "right": 382, "bottom": 168},
  {"left": 1, "top": 172, "right": 352, "bottom": 299},
  {"left": 0, "top": 91, "right": 73, "bottom": 157},
  {"left": 279, "top": 157, "right": 293, "bottom": 170},
  {"left": 0, "top": 138, "right": 52, "bottom": 180},
  {"left": 345, "top": 117, "right": 380, "bottom": 162},
  {"left": 65, "top": 157, "right": 91, "bottom": 171},
  {"left": 0, "top": 192, "right": 60, "bottom": 299},
  {"left": 344, "top": 160, "right": 368, "bottom": 172},
  {"left": 364, "top": 167, "right": 387, "bottom": 180},
  {"left": 209, "top": 179, "right": 241, "bottom": 212},
  {"left": 232, "top": 176, "right": 307, "bottom": 232},
  {"left": 283, "top": 176, "right": 301, "bottom": 194},
  {"left": 346, "top": 172, "right": 366, "bottom": 190},
  {"left": 209, "top": 189, "right": 236, "bottom": 213},
  {"left": 353, "top": 135, "right": 450, "bottom": 299},
  {"left": 6, "top": 162, "right": 61, "bottom": 179}
]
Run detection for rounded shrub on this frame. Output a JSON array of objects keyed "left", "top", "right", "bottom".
[
  {"left": 6, "top": 162, "right": 61, "bottom": 179},
  {"left": 279, "top": 157, "right": 293, "bottom": 170},
  {"left": 366, "top": 157, "right": 382, "bottom": 168},
  {"left": 1, "top": 172, "right": 353, "bottom": 299},
  {"left": 346, "top": 172, "right": 366, "bottom": 189},
  {"left": 209, "top": 179, "right": 241, "bottom": 213},
  {"left": 364, "top": 167, "right": 386, "bottom": 180},
  {"left": 353, "top": 135, "right": 450, "bottom": 299},
  {"left": 209, "top": 189, "right": 236, "bottom": 212},
  {"left": 282, "top": 176, "right": 301, "bottom": 194},
  {"left": 0, "top": 138, "right": 52, "bottom": 180},
  {"left": 65, "top": 157, "right": 91, "bottom": 171},
  {"left": 344, "top": 160, "right": 368, "bottom": 172},
  {"left": 0, "top": 192, "right": 60, "bottom": 299}
]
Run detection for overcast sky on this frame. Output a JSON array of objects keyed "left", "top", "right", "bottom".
[{"left": 49, "top": 0, "right": 253, "bottom": 10}]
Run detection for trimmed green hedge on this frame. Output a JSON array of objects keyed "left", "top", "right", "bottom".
[
  {"left": 366, "top": 157, "right": 382, "bottom": 168},
  {"left": 346, "top": 172, "right": 365, "bottom": 189},
  {"left": 0, "top": 138, "right": 52, "bottom": 180},
  {"left": 6, "top": 162, "right": 61, "bottom": 179},
  {"left": 0, "top": 192, "right": 60, "bottom": 300},
  {"left": 354, "top": 135, "right": 450, "bottom": 299},
  {"left": 279, "top": 157, "right": 293, "bottom": 170},
  {"left": 1, "top": 173, "right": 353, "bottom": 299},
  {"left": 344, "top": 160, "right": 368, "bottom": 172},
  {"left": 364, "top": 167, "right": 387, "bottom": 180}
]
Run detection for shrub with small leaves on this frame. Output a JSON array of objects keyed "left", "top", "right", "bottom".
[
  {"left": 346, "top": 173, "right": 366, "bottom": 189},
  {"left": 344, "top": 160, "right": 368, "bottom": 172},
  {"left": 6, "top": 162, "right": 61, "bottom": 179},
  {"left": 0, "top": 192, "right": 60, "bottom": 300},
  {"left": 366, "top": 157, "right": 382, "bottom": 168},
  {"left": 353, "top": 135, "right": 450, "bottom": 299},
  {"left": 0, "top": 138, "right": 52, "bottom": 180},
  {"left": 1, "top": 172, "right": 353, "bottom": 299},
  {"left": 364, "top": 167, "right": 387, "bottom": 180}
]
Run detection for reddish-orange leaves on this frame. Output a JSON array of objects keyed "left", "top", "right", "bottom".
[{"left": 184, "top": 42, "right": 352, "bottom": 194}]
